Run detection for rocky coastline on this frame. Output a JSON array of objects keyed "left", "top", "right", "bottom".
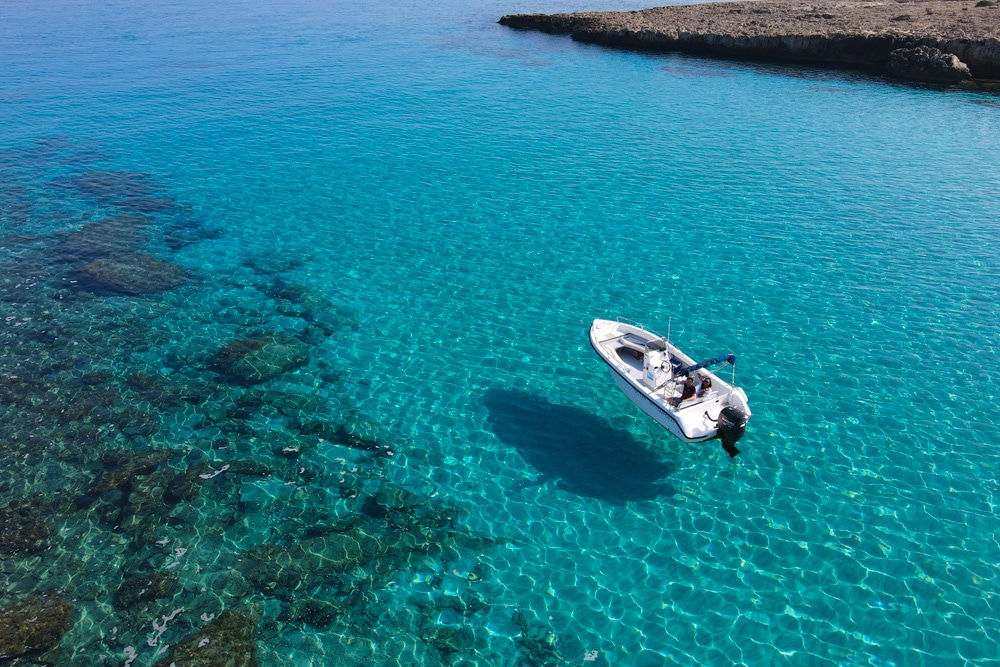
[{"left": 499, "top": 0, "right": 1000, "bottom": 83}]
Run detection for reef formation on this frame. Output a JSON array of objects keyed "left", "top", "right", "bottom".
[
  {"left": 499, "top": 0, "right": 1000, "bottom": 83},
  {"left": 0, "top": 593, "right": 74, "bottom": 661},
  {"left": 0, "top": 138, "right": 572, "bottom": 666}
]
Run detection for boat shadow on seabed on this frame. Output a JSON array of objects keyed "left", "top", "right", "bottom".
[{"left": 483, "top": 387, "right": 677, "bottom": 506}]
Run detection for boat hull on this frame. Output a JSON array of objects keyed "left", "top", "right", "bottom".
[
  {"left": 606, "top": 363, "right": 709, "bottom": 443},
  {"left": 589, "top": 318, "right": 750, "bottom": 447}
]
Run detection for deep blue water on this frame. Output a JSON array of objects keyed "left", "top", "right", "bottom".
[{"left": 1, "top": 0, "right": 999, "bottom": 665}]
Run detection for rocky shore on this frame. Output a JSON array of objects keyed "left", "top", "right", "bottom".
[{"left": 499, "top": 0, "right": 1000, "bottom": 83}]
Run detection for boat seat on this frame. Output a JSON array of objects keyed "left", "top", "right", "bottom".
[
  {"left": 619, "top": 336, "right": 647, "bottom": 353},
  {"left": 675, "top": 391, "right": 720, "bottom": 411},
  {"left": 622, "top": 333, "right": 646, "bottom": 345},
  {"left": 622, "top": 333, "right": 667, "bottom": 352}
]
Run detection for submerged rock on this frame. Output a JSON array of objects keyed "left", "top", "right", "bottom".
[
  {"left": 225, "top": 461, "right": 273, "bottom": 477},
  {"left": 113, "top": 571, "right": 179, "bottom": 609},
  {"left": 293, "top": 418, "right": 394, "bottom": 457},
  {"left": 361, "top": 495, "right": 389, "bottom": 519},
  {"left": 284, "top": 599, "right": 342, "bottom": 629},
  {"left": 512, "top": 608, "right": 565, "bottom": 667},
  {"left": 0, "top": 593, "right": 74, "bottom": 661},
  {"left": 261, "top": 279, "right": 311, "bottom": 303},
  {"left": 261, "top": 279, "right": 358, "bottom": 334},
  {"left": 50, "top": 214, "right": 151, "bottom": 263},
  {"left": 50, "top": 169, "right": 160, "bottom": 199},
  {"left": 101, "top": 448, "right": 173, "bottom": 474},
  {"left": 125, "top": 372, "right": 187, "bottom": 407},
  {"left": 81, "top": 449, "right": 172, "bottom": 500},
  {"left": 163, "top": 465, "right": 207, "bottom": 505},
  {"left": 0, "top": 498, "right": 49, "bottom": 556},
  {"left": 153, "top": 610, "right": 258, "bottom": 667},
  {"left": 210, "top": 334, "right": 310, "bottom": 384},
  {"left": 886, "top": 45, "right": 971, "bottom": 83},
  {"left": 0, "top": 233, "right": 43, "bottom": 247},
  {"left": 75, "top": 252, "right": 187, "bottom": 295},
  {"left": 165, "top": 219, "right": 224, "bottom": 252},
  {"left": 361, "top": 486, "right": 422, "bottom": 524},
  {"left": 113, "top": 195, "right": 177, "bottom": 212},
  {"left": 240, "top": 533, "right": 382, "bottom": 596},
  {"left": 243, "top": 250, "right": 312, "bottom": 275}
]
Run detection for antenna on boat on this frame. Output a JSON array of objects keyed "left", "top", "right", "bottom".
[{"left": 666, "top": 316, "right": 671, "bottom": 352}]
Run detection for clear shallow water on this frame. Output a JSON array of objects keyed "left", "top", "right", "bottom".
[{"left": 1, "top": 0, "right": 999, "bottom": 665}]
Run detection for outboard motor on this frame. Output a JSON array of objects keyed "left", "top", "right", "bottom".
[{"left": 716, "top": 406, "right": 748, "bottom": 458}]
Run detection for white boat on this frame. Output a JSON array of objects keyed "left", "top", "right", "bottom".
[{"left": 589, "top": 318, "right": 751, "bottom": 457}]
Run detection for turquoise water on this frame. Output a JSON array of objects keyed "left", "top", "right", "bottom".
[{"left": 1, "top": 0, "right": 999, "bottom": 664}]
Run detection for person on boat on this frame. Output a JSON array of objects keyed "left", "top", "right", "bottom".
[
  {"left": 673, "top": 376, "right": 696, "bottom": 407},
  {"left": 698, "top": 375, "right": 713, "bottom": 397}
]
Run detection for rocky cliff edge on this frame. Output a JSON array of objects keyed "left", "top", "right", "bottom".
[{"left": 500, "top": 0, "right": 1000, "bottom": 83}]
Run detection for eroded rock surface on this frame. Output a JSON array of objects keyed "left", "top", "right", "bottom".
[
  {"left": 887, "top": 44, "right": 972, "bottom": 81},
  {"left": 500, "top": 0, "right": 1000, "bottom": 80},
  {"left": 0, "top": 594, "right": 74, "bottom": 661}
]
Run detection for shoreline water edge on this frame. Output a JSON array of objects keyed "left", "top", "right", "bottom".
[{"left": 500, "top": 0, "right": 1000, "bottom": 85}]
